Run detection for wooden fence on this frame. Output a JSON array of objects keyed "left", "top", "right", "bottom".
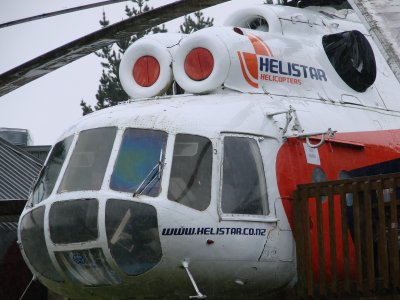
[{"left": 293, "top": 173, "right": 400, "bottom": 298}]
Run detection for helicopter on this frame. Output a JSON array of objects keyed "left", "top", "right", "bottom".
[{"left": 3, "top": 0, "right": 400, "bottom": 299}]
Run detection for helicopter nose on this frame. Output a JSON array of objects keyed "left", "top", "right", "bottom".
[{"left": 19, "top": 198, "right": 162, "bottom": 286}]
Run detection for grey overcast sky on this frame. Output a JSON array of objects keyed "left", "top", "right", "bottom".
[{"left": 0, "top": 0, "right": 262, "bottom": 145}]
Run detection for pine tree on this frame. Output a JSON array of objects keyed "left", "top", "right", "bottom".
[
  {"left": 81, "top": 0, "right": 166, "bottom": 115},
  {"left": 81, "top": 1, "right": 213, "bottom": 115},
  {"left": 179, "top": 11, "right": 214, "bottom": 34}
]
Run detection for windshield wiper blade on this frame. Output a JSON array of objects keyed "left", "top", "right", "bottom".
[
  {"left": 133, "top": 163, "right": 160, "bottom": 197},
  {"left": 133, "top": 150, "right": 164, "bottom": 197}
]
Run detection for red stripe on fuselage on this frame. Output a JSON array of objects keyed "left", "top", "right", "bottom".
[{"left": 276, "top": 129, "right": 400, "bottom": 282}]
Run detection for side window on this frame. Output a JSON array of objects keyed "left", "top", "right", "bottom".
[
  {"left": 312, "top": 166, "right": 328, "bottom": 202},
  {"left": 339, "top": 170, "right": 353, "bottom": 206},
  {"left": 221, "top": 136, "right": 269, "bottom": 216},
  {"left": 58, "top": 127, "right": 117, "bottom": 193},
  {"left": 31, "top": 135, "right": 73, "bottom": 205},
  {"left": 168, "top": 134, "right": 212, "bottom": 211}
]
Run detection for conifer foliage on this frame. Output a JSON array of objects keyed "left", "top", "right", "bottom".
[
  {"left": 179, "top": 11, "right": 214, "bottom": 34},
  {"left": 81, "top": 0, "right": 214, "bottom": 115}
]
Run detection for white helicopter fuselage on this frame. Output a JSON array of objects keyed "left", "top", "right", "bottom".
[{"left": 17, "top": 2, "right": 400, "bottom": 299}]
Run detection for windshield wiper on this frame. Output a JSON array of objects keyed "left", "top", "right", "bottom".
[{"left": 133, "top": 149, "right": 164, "bottom": 197}]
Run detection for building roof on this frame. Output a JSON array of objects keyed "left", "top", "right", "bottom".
[
  {"left": 22, "top": 145, "right": 51, "bottom": 163},
  {"left": 0, "top": 137, "right": 42, "bottom": 201},
  {"left": 0, "top": 140, "right": 47, "bottom": 299}
]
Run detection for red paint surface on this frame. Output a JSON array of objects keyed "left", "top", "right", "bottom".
[
  {"left": 276, "top": 130, "right": 400, "bottom": 282},
  {"left": 238, "top": 52, "right": 258, "bottom": 88}
]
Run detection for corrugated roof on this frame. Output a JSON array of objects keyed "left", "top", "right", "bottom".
[
  {"left": 0, "top": 137, "right": 43, "bottom": 200},
  {"left": 0, "top": 215, "right": 18, "bottom": 233}
]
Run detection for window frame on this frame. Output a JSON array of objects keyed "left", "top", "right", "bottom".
[
  {"left": 218, "top": 133, "right": 276, "bottom": 222},
  {"left": 30, "top": 135, "right": 74, "bottom": 205}
]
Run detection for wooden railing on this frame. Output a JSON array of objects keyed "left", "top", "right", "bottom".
[{"left": 293, "top": 173, "right": 400, "bottom": 298}]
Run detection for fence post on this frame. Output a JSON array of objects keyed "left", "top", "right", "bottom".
[
  {"left": 376, "top": 179, "right": 389, "bottom": 289},
  {"left": 315, "top": 186, "right": 326, "bottom": 296},
  {"left": 388, "top": 178, "right": 399, "bottom": 288},
  {"left": 363, "top": 180, "right": 375, "bottom": 290},
  {"left": 293, "top": 189, "right": 305, "bottom": 298},
  {"left": 352, "top": 182, "right": 364, "bottom": 292},
  {"left": 340, "top": 184, "right": 351, "bottom": 293}
]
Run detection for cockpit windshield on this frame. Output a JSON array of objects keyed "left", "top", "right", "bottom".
[
  {"left": 58, "top": 127, "right": 117, "bottom": 193},
  {"left": 110, "top": 128, "right": 167, "bottom": 197},
  {"left": 31, "top": 135, "right": 73, "bottom": 205}
]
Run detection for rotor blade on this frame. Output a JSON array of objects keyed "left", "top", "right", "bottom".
[
  {"left": 0, "top": 0, "right": 127, "bottom": 29},
  {"left": 0, "top": 0, "right": 228, "bottom": 98},
  {"left": 348, "top": 0, "right": 400, "bottom": 84}
]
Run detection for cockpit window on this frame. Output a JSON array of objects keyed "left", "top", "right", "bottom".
[
  {"left": 31, "top": 135, "right": 73, "bottom": 205},
  {"left": 221, "top": 136, "right": 269, "bottom": 215},
  {"left": 168, "top": 134, "right": 212, "bottom": 211},
  {"left": 58, "top": 127, "right": 117, "bottom": 193},
  {"left": 110, "top": 129, "right": 167, "bottom": 197}
]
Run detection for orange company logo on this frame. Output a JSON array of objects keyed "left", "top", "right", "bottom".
[{"left": 237, "top": 33, "right": 327, "bottom": 88}]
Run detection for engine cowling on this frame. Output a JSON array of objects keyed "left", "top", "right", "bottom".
[
  {"left": 172, "top": 30, "right": 231, "bottom": 94},
  {"left": 119, "top": 33, "right": 184, "bottom": 98}
]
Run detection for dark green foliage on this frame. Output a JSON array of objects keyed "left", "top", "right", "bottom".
[
  {"left": 179, "top": 11, "right": 214, "bottom": 34},
  {"left": 80, "top": 99, "right": 93, "bottom": 115},
  {"left": 81, "top": 0, "right": 167, "bottom": 115}
]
